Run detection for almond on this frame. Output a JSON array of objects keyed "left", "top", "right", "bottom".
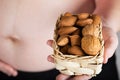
[
  {"left": 69, "top": 35, "right": 81, "bottom": 46},
  {"left": 64, "top": 12, "right": 72, "bottom": 16},
  {"left": 71, "top": 29, "right": 81, "bottom": 35},
  {"left": 60, "top": 45, "right": 70, "bottom": 54},
  {"left": 76, "top": 18, "right": 93, "bottom": 27},
  {"left": 58, "top": 26, "right": 78, "bottom": 35},
  {"left": 68, "top": 46, "right": 84, "bottom": 56},
  {"left": 57, "top": 35, "right": 69, "bottom": 46},
  {"left": 59, "top": 16, "right": 77, "bottom": 26},
  {"left": 92, "top": 14, "right": 101, "bottom": 25},
  {"left": 77, "top": 13, "right": 90, "bottom": 20}
]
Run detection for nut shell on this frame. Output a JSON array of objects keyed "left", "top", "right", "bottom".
[
  {"left": 69, "top": 35, "right": 81, "bottom": 46},
  {"left": 76, "top": 18, "right": 93, "bottom": 27},
  {"left": 64, "top": 12, "right": 72, "bottom": 16},
  {"left": 77, "top": 13, "right": 90, "bottom": 19},
  {"left": 53, "top": 12, "right": 104, "bottom": 76},
  {"left": 82, "top": 24, "right": 100, "bottom": 37},
  {"left": 57, "top": 35, "right": 69, "bottom": 46},
  {"left": 59, "top": 16, "right": 77, "bottom": 26},
  {"left": 60, "top": 45, "right": 70, "bottom": 54},
  {"left": 81, "top": 35, "right": 101, "bottom": 56},
  {"left": 58, "top": 26, "right": 78, "bottom": 35},
  {"left": 68, "top": 46, "right": 84, "bottom": 56},
  {"left": 92, "top": 14, "right": 101, "bottom": 25}
]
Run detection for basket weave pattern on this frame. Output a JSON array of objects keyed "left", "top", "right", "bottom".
[{"left": 52, "top": 13, "right": 104, "bottom": 76}]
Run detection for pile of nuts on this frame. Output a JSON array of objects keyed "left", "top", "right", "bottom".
[{"left": 55, "top": 12, "right": 102, "bottom": 56}]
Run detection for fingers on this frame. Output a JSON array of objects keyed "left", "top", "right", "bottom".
[
  {"left": 47, "top": 40, "right": 55, "bottom": 63},
  {"left": 47, "top": 54, "right": 92, "bottom": 80},
  {"left": 0, "top": 61, "right": 18, "bottom": 76},
  {"left": 70, "top": 75, "right": 92, "bottom": 80},
  {"left": 56, "top": 74, "right": 70, "bottom": 80},
  {"left": 56, "top": 74, "right": 92, "bottom": 80},
  {"left": 103, "top": 35, "right": 118, "bottom": 63},
  {"left": 47, "top": 55, "right": 54, "bottom": 63},
  {"left": 47, "top": 40, "right": 53, "bottom": 47},
  {"left": 102, "top": 27, "right": 118, "bottom": 64}
]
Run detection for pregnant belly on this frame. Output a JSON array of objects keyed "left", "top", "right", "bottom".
[{"left": 0, "top": 36, "right": 54, "bottom": 72}]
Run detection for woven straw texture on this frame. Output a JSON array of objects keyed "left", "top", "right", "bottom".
[{"left": 52, "top": 14, "right": 104, "bottom": 76}]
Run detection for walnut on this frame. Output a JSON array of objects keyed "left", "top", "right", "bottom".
[
  {"left": 82, "top": 24, "right": 100, "bottom": 37},
  {"left": 81, "top": 35, "right": 101, "bottom": 56}
]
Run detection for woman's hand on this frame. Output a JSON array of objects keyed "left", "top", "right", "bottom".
[
  {"left": 102, "top": 26, "right": 118, "bottom": 63},
  {"left": 47, "top": 56, "right": 91, "bottom": 80},
  {"left": 0, "top": 60, "right": 18, "bottom": 77},
  {"left": 47, "top": 26, "right": 118, "bottom": 80},
  {"left": 47, "top": 40, "right": 92, "bottom": 80}
]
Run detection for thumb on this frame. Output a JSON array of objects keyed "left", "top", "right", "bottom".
[{"left": 103, "top": 36, "right": 118, "bottom": 64}]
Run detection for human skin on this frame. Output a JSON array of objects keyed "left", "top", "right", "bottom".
[
  {"left": 47, "top": 26, "right": 118, "bottom": 80},
  {"left": 47, "top": 0, "right": 120, "bottom": 80},
  {"left": 93, "top": 0, "right": 120, "bottom": 63},
  {"left": 0, "top": 0, "right": 95, "bottom": 77}
]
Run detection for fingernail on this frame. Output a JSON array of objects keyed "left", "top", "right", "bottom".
[
  {"left": 47, "top": 55, "right": 54, "bottom": 63},
  {"left": 103, "top": 58, "right": 108, "bottom": 64},
  {"left": 47, "top": 40, "right": 50, "bottom": 45},
  {"left": 47, "top": 40, "right": 53, "bottom": 45},
  {"left": 12, "top": 72, "right": 18, "bottom": 77}
]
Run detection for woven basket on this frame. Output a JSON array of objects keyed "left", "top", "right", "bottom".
[{"left": 52, "top": 13, "right": 104, "bottom": 76}]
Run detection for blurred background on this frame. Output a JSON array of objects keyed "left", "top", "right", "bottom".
[{"left": 116, "top": 32, "right": 120, "bottom": 79}]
